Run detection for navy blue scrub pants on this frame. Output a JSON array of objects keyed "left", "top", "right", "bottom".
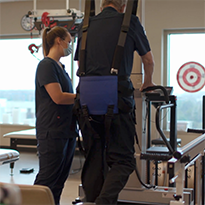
[
  {"left": 80, "top": 112, "right": 136, "bottom": 205},
  {"left": 34, "top": 131, "right": 76, "bottom": 205}
]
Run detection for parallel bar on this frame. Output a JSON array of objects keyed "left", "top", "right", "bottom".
[
  {"left": 174, "top": 134, "right": 205, "bottom": 159},
  {"left": 202, "top": 154, "right": 205, "bottom": 205},
  {"left": 147, "top": 100, "right": 151, "bottom": 184},
  {"left": 194, "top": 161, "right": 196, "bottom": 204},
  {"left": 203, "top": 96, "right": 205, "bottom": 129}
]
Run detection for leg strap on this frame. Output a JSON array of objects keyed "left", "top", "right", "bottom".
[
  {"left": 104, "top": 105, "right": 114, "bottom": 147},
  {"left": 81, "top": 105, "right": 100, "bottom": 139}
]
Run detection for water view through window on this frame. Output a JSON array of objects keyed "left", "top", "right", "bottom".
[{"left": 0, "top": 38, "right": 77, "bottom": 126}]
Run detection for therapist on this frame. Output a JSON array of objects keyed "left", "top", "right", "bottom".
[{"left": 34, "top": 26, "right": 78, "bottom": 205}]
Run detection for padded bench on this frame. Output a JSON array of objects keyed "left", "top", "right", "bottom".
[
  {"left": 2, "top": 129, "right": 36, "bottom": 175},
  {"left": 3, "top": 129, "right": 83, "bottom": 175},
  {"left": 0, "top": 148, "right": 20, "bottom": 174},
  {"left": 3, "top": 128, "right": 82, "bottom": 151},
  {"left": 3, "top": 129, "right": 37, "bottom": 150}
]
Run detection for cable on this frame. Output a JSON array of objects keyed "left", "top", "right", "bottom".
[{"left": 134, "top": 163, "right": 156, "bottom": 189}]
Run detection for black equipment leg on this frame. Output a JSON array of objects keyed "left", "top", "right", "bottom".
[{"left": 202, "top": 154, "right": 204, "bottom": 205}]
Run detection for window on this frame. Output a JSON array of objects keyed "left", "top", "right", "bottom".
[
  {"left": 165, "top": 31, "right": 205, "bottom": 130},
  {"left": 0, "top": 37, "right": 79, "bottom": 126}
]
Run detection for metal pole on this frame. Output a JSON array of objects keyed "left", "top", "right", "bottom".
[
  {"left": 169, "top": 95, "right": 177, "bottom": 152},
  {"left": 203, "top": 95, "right": 205, "bottom": 129},
  {"left": 194, "top": 161, "right": 196, "bottom": 204},
  {"left": 33, "top": 0, "right": 36, "bottom": 13},
  {"left": 71, "top": 40, "right": 74, "bottom": 86},
  {"left": 201, "top": 96, "right": 205, "bottom": 204},
  {"left": 66, "top": 0, "right": 69, "bottom": 10},
  {"left": 79, "top": 0, "right": 82, "bottom": 11},
  {"left": 202, "top": 154, "right": 205, "bottom": 205},
  {"left": 146, "top": 101, "right": 151, "bottom": 184}
]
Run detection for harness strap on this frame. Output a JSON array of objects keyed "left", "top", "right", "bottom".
[
  {"left": 81, "top": 105, "right": 100, "bottom": 139},
  {"left": 111, "top": 0, "right": 138, "bottom": 72},
  {"left": 79, "top": 0, "right": 95, "bottom": 76},
  {"left": 132, "top": 0, "right": 139, "bottom": 15},
  {"left": 74, "top": 0, "right": 139, "bottom": 155},
  {"left": 79, "top": 0, "right": 139, "bottom": 75},
  {"left": 77, "top": 134, "right": 86, "bottom": 157}
]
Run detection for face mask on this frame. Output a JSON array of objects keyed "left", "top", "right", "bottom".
[{"left": 62, "top": 43, "right": 73, "bottom": 56}]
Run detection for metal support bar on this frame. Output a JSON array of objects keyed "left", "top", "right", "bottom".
[
  {"left": 169, "top": 95, "right": 177, "bottom": 153},
  {"left": 155, "top": 103, "right": 175, "bottom": 153},
  {"left": 174, "top": 134, "right": 205, "bottom": 160},
  {"left": 169, "top": 134, "right": 205, "bottom": 205},
  {"left": 169, "top": 155, "right": 203, "bottom": 205},
  {"left": 66, "top": 0, "right": 69, "bottom": 10},
  {"left": 147, "top": 100, "right": 151, "bottom": 184},
  {"left": 194, "top": 161, "right": 196, "bottom": 205},
  {"left": 203, "top": 95, "right": 205, "bottom": 129},
  {"left": 33, "top": 0, "right": 36, "bottom": 14},
  {"left": 202, "top": 154, "right": 205, "bottom": 205},
  {"left": 170, "top": 153, "right": 201, "bottom": 184}
]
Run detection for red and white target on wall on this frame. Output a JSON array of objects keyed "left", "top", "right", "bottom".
[{"left": 176, "top": 61, "right": 205, "bottom": 93}]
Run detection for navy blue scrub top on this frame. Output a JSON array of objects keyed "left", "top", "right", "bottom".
[
  {"left": 35, "top": 57, "right": 77, "bottom": 138},
  {"left": 74, "top": 7, "right": 151, "bottom": 76}
]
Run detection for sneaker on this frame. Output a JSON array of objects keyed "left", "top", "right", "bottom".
[
  {"left": 72, "top": 197, "right": 87, "bottom": 204},
  {"left": 72, "top": 199, "right": 81, "bottom": 204}
]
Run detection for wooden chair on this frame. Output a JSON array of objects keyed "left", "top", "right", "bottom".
[{"left": 0, "top": 182, "right": 55, "bottom": 205}]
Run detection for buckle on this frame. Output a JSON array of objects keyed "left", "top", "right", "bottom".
[
  {"left": 121, "top": 25, "right": 129, "bottom": 33},
  {"left": 82, "top": 25, "right": 88, "bottom": 32},
  {"left": 110, "top": 68, "right": 118, "bottom": 74}
]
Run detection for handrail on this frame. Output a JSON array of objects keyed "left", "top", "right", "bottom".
[
  {"left": 173, "top": 134, "right": 205, "bottom": 160},
  {"left": 142, "top": 85, "right": 170, "bottom": 104},
  {"left": 155, "top": 103, "right": 175, "bottom": 154},
  {"left": 187, "top": 128, "right": 205, "bottom": 134},
  {"left": 169, "top": 153, "right": 202, "bottom": 184}
]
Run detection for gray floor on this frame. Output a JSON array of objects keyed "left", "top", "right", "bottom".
[{"left": 0, "top": 151, "right": 84, "bottom": 205}]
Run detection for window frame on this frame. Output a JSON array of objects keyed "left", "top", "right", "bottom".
[
  {"left": 162, "top": 28, "right": 205, "bottom": 86},
  {"left": 162, "top": 28, "right": 205, "bottom": 131}
]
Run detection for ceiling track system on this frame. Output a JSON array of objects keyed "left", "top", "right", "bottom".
[{"left": 20, "top": 0, "right": 84, "bottom": 37}]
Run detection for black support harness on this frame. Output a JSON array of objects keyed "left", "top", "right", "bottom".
[{"left": 73, "top": 0, "right": 139, "bottom": 154}]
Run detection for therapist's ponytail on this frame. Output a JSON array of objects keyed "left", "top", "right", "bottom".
[{"left": 42, "top": 26, "right": 68, "bottom": 57}]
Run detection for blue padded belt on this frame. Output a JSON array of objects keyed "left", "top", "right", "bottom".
[{"left": 79, "top": 76, "right": 118, "bottom": 115}]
